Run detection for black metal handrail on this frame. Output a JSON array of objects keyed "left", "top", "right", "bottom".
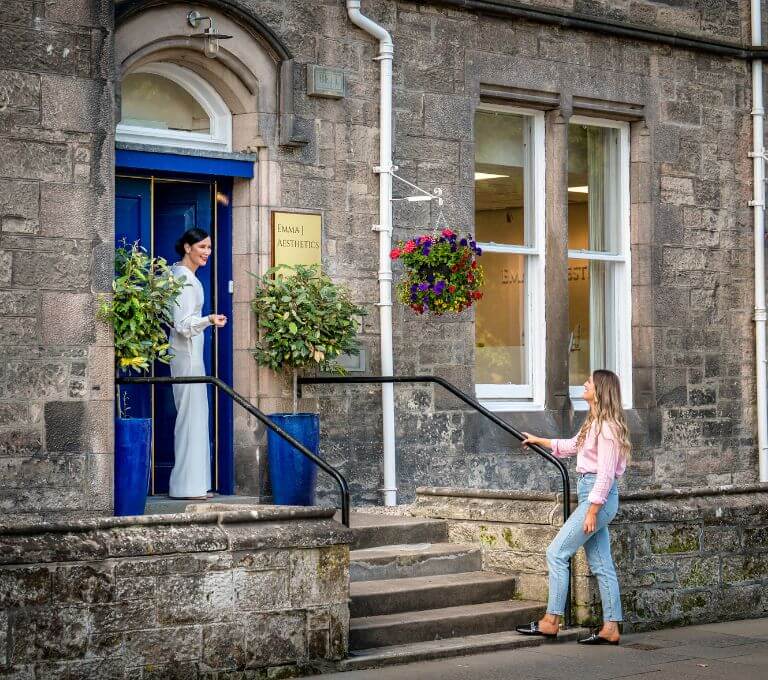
[
  {"left": 116, "top": 375, "right": 351, "bottom": 527},
  {"left": 298, "top": 374, "right": 573, "bottom": 625}
]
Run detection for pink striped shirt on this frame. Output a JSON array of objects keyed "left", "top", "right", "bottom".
[{"left": 551, "top": 423, "right": 626, "bottom": 505}]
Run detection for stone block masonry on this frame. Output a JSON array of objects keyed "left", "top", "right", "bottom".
[
  {"left": 298, "top": 0, "right": 757, "bottom": 506},
  {"left": 0, "top": 506, "right": 351, "bottom": 678},
  {"left": 412, "top": 485, "right": 768, "bottom": 631},
  {"left": 0, "top": 0, "right": 116, "bottom": 517}
]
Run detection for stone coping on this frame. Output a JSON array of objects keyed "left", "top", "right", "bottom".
[
  {"left": 416, "top": 482, "right": 768, "bottom": 503},
  {"left": 416, "top": 486, "right": 569, "bottom": 501},
  {"left": 0, "top": 505, "right": 337, "bottom": 537}
]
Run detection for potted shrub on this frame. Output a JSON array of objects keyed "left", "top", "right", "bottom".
[
  {"left": 250, "top": 264, "right": 365, "bottom": 505},
  {"left": 391, "top": 228, "right": 485, "bottom": 315},
  {"left": 98, "top": 243, "right": 184, "bottom": 516}
]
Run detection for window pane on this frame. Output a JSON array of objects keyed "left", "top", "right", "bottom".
[
  {"left": 476, "top": 253, "right": 527, "bottom": 385},
  {"left": 569, "top": 259, "right": 617, "bottom": 386},
  {"left": 121, "top": 73, "right": 211, "bottom": 133},
  {"left": 568, "top": 124, "right": 620, "bottom": 253},
  {"left": 475, "top": 112, "right": 532, "bottom": 247}
]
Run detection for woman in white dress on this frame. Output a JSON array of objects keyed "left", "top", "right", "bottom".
[{"left": 169, "top": 228, "right": 227, "bottom": 500}]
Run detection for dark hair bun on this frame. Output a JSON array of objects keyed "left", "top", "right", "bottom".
[{"left": 175, "top": 227, "right": 210, "bottom": 257}]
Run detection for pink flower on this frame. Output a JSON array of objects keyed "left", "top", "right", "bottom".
[
  {"left": 404, "top": 240, "right": 416, "bottom": 253},
  {"left": 390, "top": 247, "right": 401, "bottom": 260},
  {"left": 441, "top": 228, "right": 455, "bottom": 238}
]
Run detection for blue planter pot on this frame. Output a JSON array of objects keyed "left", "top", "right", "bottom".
[
  {"left": 114, "top": 417, "right": 151, "bottom": 516},
  {"left": 267, "top": 413, "right": 321, "bottom": 506}
]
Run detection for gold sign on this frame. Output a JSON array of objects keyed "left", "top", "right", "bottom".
[{"left": 272, "top": 211, "right": 322, "bottom": 270}]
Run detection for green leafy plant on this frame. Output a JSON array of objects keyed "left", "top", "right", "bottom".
[
  {"left": 250, "top": 264, "right": 366, "bottom": 412},
  {"left": 97, "top": 242, "right": 185, "bottom": 376}
]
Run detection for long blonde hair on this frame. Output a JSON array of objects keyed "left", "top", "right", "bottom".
[{"left": 575, "top": 369, "right": 632, "bottom": 462}]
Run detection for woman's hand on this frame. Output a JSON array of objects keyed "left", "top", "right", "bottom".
[
  {"left": 583, "top": 506, "right": 599, "bottom": 534},
  {"left": 521, "top": 432, "right": 541, "bottom": 449},
  {"left": 521, "top": 432, "right": 551, "bottom": 450},
  {"left": 208, "top": 313, "right": 228, "bottom": 328}
]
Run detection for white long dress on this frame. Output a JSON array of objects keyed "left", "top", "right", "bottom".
[{"left": 168, "top": 264, "right": 212, "bottom": 498}]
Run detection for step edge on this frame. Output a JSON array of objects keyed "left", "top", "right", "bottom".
[
  {"left": 342, "top": 628, "right": 590, "bottom": 670},
  {"left": 350, "top": 571, "right": 516, "bottom": 594},
  {"left": 350, "top": 600, "right": 545, "bottom": 629}
]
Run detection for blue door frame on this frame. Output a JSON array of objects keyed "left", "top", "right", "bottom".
[{"left": 115, "top": 150, "right": 247, "bottom": 495}]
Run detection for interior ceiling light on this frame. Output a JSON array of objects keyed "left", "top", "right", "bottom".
[
  {"left": 568, "top": 186, "right": 589, "bottom": 193},
  {"left": 474, "top": 172, "right": 509, "bottom": 180}
]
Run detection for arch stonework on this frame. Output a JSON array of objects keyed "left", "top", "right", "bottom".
[{"left": 115, "top": 1, "right": 293, "bottom": 495}]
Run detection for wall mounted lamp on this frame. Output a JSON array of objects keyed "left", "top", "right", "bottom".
[{"left": 187, "top": 10, "right": 233, "bottom": 58}]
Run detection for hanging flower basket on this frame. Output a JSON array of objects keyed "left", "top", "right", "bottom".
[{"left": 390, "top": 229, "right": 485, "bottom": 315}]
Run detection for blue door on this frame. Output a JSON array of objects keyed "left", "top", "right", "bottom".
[
  {"left": 114, "top": 174, "right": 234, "bottom": 495},
  {"left": 114, "top": 178, "right": 152, "bottom": 421}
]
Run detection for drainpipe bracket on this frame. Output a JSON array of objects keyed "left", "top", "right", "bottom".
[
  {"left": 375, "top": 302, "right": 393, "bottom": 308},
  {"left": 372, "top": 224, "right": 392, "bottom": 233},
  {"left": 754, "top": 308, "right": 768, "bottom": 322},
  {"left": 749, "top": 151, "right": 767, "bottom": 159},
  {"left": 374, "top": 164, "right": 398, "bottom": 174},
  {"left": 749, "top": 200, "right": 765, "bottom": 207}
]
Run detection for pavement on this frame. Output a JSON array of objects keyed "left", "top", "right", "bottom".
[{"left": 316, "top": 617, "right": 768, "bottom": 680}]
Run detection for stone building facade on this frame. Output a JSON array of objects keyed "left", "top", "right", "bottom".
[{"left": 0, "top": 0, "right": 765, "bottom": 515}]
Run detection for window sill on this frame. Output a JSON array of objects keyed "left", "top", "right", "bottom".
[{"left": 478, "top": 399, "right": 544, "bottom": 412}]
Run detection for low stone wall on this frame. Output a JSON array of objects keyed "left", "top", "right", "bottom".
[
  {"left": 412, "top": 484, "right": 768, "bottom": 631},
  {"left": 0, "top": 506, "right": 351, "bottom": 679}
]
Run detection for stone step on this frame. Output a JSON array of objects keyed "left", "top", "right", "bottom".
[
  {"left": 342, "top": 626, "right": 588, "bottom": 670},
  {"left": 350, "top": 543, "right": 482, "bottom": 582},
  {"left": 350, "top": 571, "right": 517, "bottom": 618},
  {"left": 348, "top": 513, "right": 448, "bottom": 550},
  {"left": 349, "top": 599, "right": 547, "bottom": 650}
]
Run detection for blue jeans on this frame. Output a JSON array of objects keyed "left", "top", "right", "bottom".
[{"left": 545, "top": 473, "right": 622, "bottom": 621}]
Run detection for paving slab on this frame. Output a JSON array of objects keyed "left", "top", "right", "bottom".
[{"left": 317, "top": 618, "right": 768, "bottom": 680}]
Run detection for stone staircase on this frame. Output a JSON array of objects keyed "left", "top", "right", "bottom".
[{"left": 342, "top": 513, "right": 583, "bottom": 670}]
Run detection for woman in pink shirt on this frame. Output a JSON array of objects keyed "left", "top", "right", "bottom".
[{"left": 515, "top": 369, "right": 631, "bottom": 645}]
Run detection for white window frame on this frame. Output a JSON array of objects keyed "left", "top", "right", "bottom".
[
  {"left": 116, "top": 62, "right": 232, "bottom": 153},
  {"left": 567, "top": 116, "right": 632, "bottom": 409},
  {"left": 475, "top": 105, "right": 546, "bottom": 411}
]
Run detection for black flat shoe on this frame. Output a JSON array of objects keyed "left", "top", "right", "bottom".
[
  {"left": 515, "top": 621, "right": 558, "bottom": 638},
  {"left": 577, "top": 633, "right": 620, "bottom": 645}
]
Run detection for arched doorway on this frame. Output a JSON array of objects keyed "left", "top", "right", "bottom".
[
  {"left": 115, "top": 63, "right": 239, "bottom": 495},
  {"left": 114, "top": 1, "right": 294, "bottom": 497}
]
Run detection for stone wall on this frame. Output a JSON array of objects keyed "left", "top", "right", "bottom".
[
  {"left": 412, "top": 485, "right": 768, "bottom": 631},
  {"left": 0, "top": 506, "right": 351, "bottom": 678},
  {"left": 277, "top": 0, "right": 758, "bottom": 504},
  {"left": 3, "top": 0, "right": 759, "bottom": 513},
  {"left": 0, "top": 0, "right": 115, "bottom": 516}
]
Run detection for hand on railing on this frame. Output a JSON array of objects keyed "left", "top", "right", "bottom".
[{"left": 520, "top": 433, "right": 553, "bottom": 450}]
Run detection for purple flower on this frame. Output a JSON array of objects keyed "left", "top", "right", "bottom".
[
  {"left": 450, "top": 243, "right": 457, "bottom": 252},
  {"left": 410, "top": 284, "right": 418, "bottom": 294},
  {"left": 476, "top": 247, "right": 483, "bottom": 256},
  {"left": 422, "top": 244, "right": 431, "bottom": 256},
  {"left": 434, "top": 280, "right": 446, "bottom": 295},
  {"left": 460, "top": 238, "right": 468, "bottom": 246},
  {"left": 427, "top": 273, "right": 435, "bottom": 283},
  {"left": 418, "top": 282, "right": 430, "bottom": 292}
]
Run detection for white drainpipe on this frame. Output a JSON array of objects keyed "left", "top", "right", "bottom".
[
  {"left": 751, "top": 0, "right": 768, "bottom": 483},
  {"left": 346, "top": 1, "right": 398, "bottom": 504}
]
